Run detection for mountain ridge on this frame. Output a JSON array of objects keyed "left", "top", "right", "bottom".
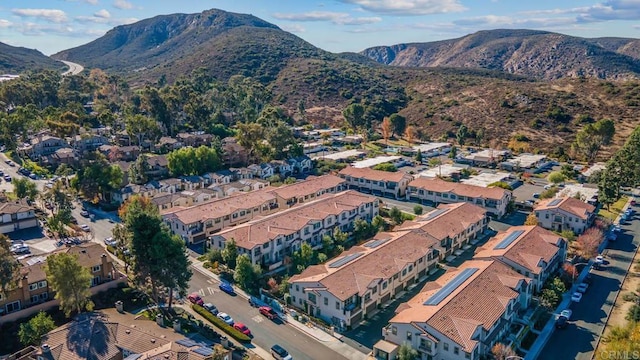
[{"left": 0, "top": 42, "right": 65, "bottom": 74}]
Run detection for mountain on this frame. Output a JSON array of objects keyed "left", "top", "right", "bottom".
[
  {"left": 361, "top": 29, "right": 640, "bottom": 80},
  {"left": 52, "top": 8, "right": 360, "bottom": 84},
  {"left": 0, "top": 42, "right": 64, "bottom": 74}
]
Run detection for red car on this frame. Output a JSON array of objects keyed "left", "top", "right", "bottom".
[
  {"left": 259, "top": 306, "right": 278, "bottom": 320},
  {"left": 187, "top": 292, "right": 204, "bottom": 306},
  {"left": 233, "top": 322, "right": 251, "bottom": 336}
]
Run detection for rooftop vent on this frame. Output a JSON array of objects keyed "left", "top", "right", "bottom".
[{"left": 125, "top": 329, "right": 131, "bottom": 334}]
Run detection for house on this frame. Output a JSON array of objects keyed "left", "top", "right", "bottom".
[
  {"left": 145, "top": 154, "right": 169, "bottom": 179},
  {"left": 210, "top": 191, "right": 379, "bottom": 270},
  {"left": 534, "top": 197, "right": 596, "bottom": 234},
  {"left": 474, "top": 225, "right": 567, "bottom": 292},
  {"left": 0, "top": 244, "right": 117, "bottom": 318},
  {"left": 181, "top": 175, "right": 207, "bottom": 190},
  {"left": 229, "top": 167, "right": 254, "bottom": 180},
  {"left": 208, "top": 179, "right": 268, "bottom": 198},
  {"left": 459, "top": 149, "right": 510, "bottom": 167},
  {"left": 248, "top": 163, "right": 275, "bottom": 180},
  {"left": 221, "top": 137, "right": 249, "bottom": 167},
  {"left": 501, "top": 153, "right": 553, "bottom": 173},
  {"left": 155, "top": 136, "right": 181, "bottom": 153},
  {"left": 71, "top": 134, "right": 109, "bottom": 153},
  {"left": 206, "top": 170, "right": 235, "bottom": 185},
  {"left": 397, "top": 203, "right": 488, "bottom": 261},
  {"left": 176, "top": 132, "right": 213, "bottom": 147},
  {"left": 268, "top": 174, "right": 347, "bottom": 208},
  {"left": 271, "top": 160, "right": 294, "bottom": 177},
  {"left": 411, "top": 142, "right": 452, "bottom": 158},
  {"left": 115, "top": 145, "right": 141, "bottom": 162},
  {"left": 338, "top": 167, "right": 414, "bottom": 199},
  {"left": 115, "top": 130, "right": 131, "bottom": 146},
  {"left": 17, "top": 134, "right": 68, "bottom": 160},
  {"left": 0, "top": 200, "right": 39, "bottom": 234},
  {"left": 46, "top": 148, "right": 79, "bottom": 168},
  {"left": 151, "top": 192, "right": 192, "bottom": 211},
  {"left": 407, "top": 177, "right": 513, "bottom": 218},
  {"left": 289, "top": 228, "right": 439, "bottom": 330},
  {"left": 375, "top": 260, "right": 532, "bottom": 360},
  {"left": 288, "top": 155, "right": 313, "bottom": 174}
]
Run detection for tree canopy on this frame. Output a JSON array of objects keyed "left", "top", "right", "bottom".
[
  {"left": 19, "top": 311, "right": 55, "bottom": 346},
  {"left": 167, "top": 145, "right": 222, "bottom": 176},
  {"left": 45, "top": 252, "right": 94, "bottom": 317}
]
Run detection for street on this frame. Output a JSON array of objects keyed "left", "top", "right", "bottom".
[
  {"left": 188, "top": 269, "right": 350, "bottom": 360},
  {"left": 60, "top": 60, "right": 84, "bottom": 76},
  {"left": 538, "top": 206, "right": 639, "bottom": 359}
]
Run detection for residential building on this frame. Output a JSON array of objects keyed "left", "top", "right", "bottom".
[
  {"left": 155, "top": 136, "right": 181, "bottom": 153},
  {"left": 46, "top": 148, "right": 79, "bottom": 168},
  {"left": 0, "top": 244, "right": 117, "bottom": 317},
  {"left": 459, "top": 149, "right": 510, "bottom": 167},
  {"left": 208, "top": 179, "right": 268, "bottom": 198},
  {"left": 0, "top": 200, "right": 38, "bottom": 234},
  {"left": 534, "top": 197, "right": 596, "bottom": 234},
  {"left": 71, "top": 134, "right": 109, "bottom": 153},
  {"left": 407, "top": 177, "right": 513, "bottom": 218},
  {"left": 248, "top": 163, "right": 275, "bottom": 179},
  {"left": 288, "top": 155, "right": 313, "bottom": 174},
  {"left": 152, "top": 192, "right": 191, "bottom": 211},
  {"left": 271, "top": 160, "right": 294, "bottom": 177},
  {"left": 338, "top": 166, "right": 414, "bottom": 199},
  {"left": 210, "top": 191, "right": 379, "bottom": 270},
  {"left": 268, "top": 174, "right": 347, "bottom": 208},
  {"left": 176, "top": 132, "right": 213, "bottom": 147},
  {"left": 501, "top": 153, "right": 553, "bottom": 173},
  {"left": 474, "top": 225, "right": 567, "bottom": 292},
  {"left": 221, "top": 137, "right": 249, "bottom": 167},
  {"left": 115, "top": 145, "right": 141, "bottom": 162},
  {"left": 397, "top": 203, "right": 489, "bottom": 261},
  {"left": 145, "top": 154, "right": 169, "bottom": 179},
  {"left": 375, "top": 260, "right": 532, "bottom": 360},
  {"left": 289, "top": 229, "right": 440, "bottom": 330},
  {"left": 17, "top": 134, "right": 67, "bottom": 160}
]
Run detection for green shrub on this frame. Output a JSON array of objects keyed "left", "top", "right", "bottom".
[
  {"left": 106, "top": 245, "right": 116, "bottom": 254},
  {"left": 622, "top": 292, "right": 638, "bottom": 302},
  {"left": 413, "top": 205, "right": 423, "bottom": 215},
  {"left": 626, "top": 304, "right": 640, "bottom": 322},
  {"left": 192, "top": 304, "right": 251, "bottom": 342}
]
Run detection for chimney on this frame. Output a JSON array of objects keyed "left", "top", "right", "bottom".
[{"left": 41, "top": 344, "right": 50, "bottom": 354}]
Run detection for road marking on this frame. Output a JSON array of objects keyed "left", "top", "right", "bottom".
[
  {"left": 207, "top": 287, "right": 215, "bottom": 295},
  {"left": 198, "top": 288, "right": 205, "bottom": 297},
  {"left": 207, "top": 279, "right": 215, "bottom": 284},
  {"left": 252, "top": 315, "right": 264, "bottom": 323}
]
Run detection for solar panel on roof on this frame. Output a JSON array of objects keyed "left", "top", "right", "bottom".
[
  {"left": 176, "top": 339, "right": 198, "bottom": 347},
  {"left": 422, "top": 208, "right": 448, "bottom": 221},
  {"left": 494, "top": 229, "right": 526, "bottom": 250},
  {"left": 364, "top": 238, "right": 390, "bottom": 248},
  {"left": 193, "top": 347, "right": 214, "bottom": 356},
  {"left": 328, "top": 252, "right": 363, "bottom": 268},
  {"left": 548, "top": 198, "right": 563, "bottom": 206},
  {"left": 424, "top": 268, "right": 478, "bottom": 306}
]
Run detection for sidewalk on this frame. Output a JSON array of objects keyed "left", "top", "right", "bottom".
[{"left": 191, "top": 260, "right": 368, "bottom": 360}]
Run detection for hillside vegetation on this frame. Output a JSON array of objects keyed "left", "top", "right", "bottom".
[{"left": 0, "top": 42, "right": 65, "bottom": 74}]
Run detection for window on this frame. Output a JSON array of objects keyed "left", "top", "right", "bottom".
[
  {"left": 240, "top": 210, "right": 246, "bottom": 216},
  {"left": 336, "top": 301, "right": 340, "bottom": 310},
  {"left": 292, "top": 296, "right": 296, "bottom": 303},
  {"left": 40, "top": 292, "right": 48, "bottom": 301},
  {"left": 296, "top": 285, "right": 300, "bottom": 292},
  {"left": 31, "top": 295, "right": 39, "bottom": 303},
  {"left": 454, "top": 347, "right": 459, "bottom": 355},
  {"left": 38, "top": 281, "right": 47, "bottom": 288},
  {"left": 406, "top": 332, "right": 412, "bottom": 341},
  {"left": 382, "top": 281, "right": 388, "bottom": 290},
  {"left": 391, "top": 326, "right": 397, "bottom": 335},
  {"left": 444, "top": 343, "right": 449, "bottom": 351},
  {"left": 465, "top": 352, "right": 471, "bottom": 359},
  {"left": 92, "top": 265, "right": 101, "bottom": 273},
  {"left": 91, "top": 276, "right": 101, "bottom": 286},
  {"left": 372, "top": 286, "right": 377, "bottom": 294},
  {"left": 232, "top": 213, "right": 238, "bottom": 219},
  {"left": 263, "top": 243, "right": 269, "bottom": 249},
  {"left": 308, "top": 293, "right": 316, "bottom": 304},
  {"left": 29, "top": 283, "right": 38, "bottom": 291},
  {"left": 324, "top": 298, "right": 328, "bottom": 306}
]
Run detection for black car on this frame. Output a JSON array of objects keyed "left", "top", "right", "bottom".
[{"left": 555, "top": 315, "right": 568, "bottom": 329}]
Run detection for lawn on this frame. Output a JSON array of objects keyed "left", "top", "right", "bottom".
[{"left": 599, "top": 196, "right": 628, "bottom": 221}]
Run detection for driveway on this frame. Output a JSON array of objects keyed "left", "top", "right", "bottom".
[{"left": 538, "top": 208, "right": 640, "bottom": 359}]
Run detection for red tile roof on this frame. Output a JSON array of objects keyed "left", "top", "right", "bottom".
[
  {"left": 534, "top": 197, "right": 595, "bottom": 220},
  {"left": 339, "top": 166, "right": 413, "bottom": 183},
  {"left": 409, "top": 177, "right": 510, "bottom": 200},
  {"left": 397, "top": 202, "right": 487, "bottom": 240}
]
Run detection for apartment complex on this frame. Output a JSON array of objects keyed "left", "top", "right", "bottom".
[
  {"left": 0, "top": 200, "right": 39, "bottom": 234},
  {"left": 374, "top": 260, "right": 532, "bottom": 360},
  {"left": 338, "top": 166, "right": 414, "bottom": 199},
  {"left": 474, "top": 225, "right": 567, "bottom": 292},
  {"left": 397, "top": 203, "right": 489, "bottom": 261},
  {"left": 162, "top": 175, "right": 347, "bottom": 244},
  {"left": 406, "top": 177, "right": 513, "bottom": 218},
  {"left": 533, "top": 197, "right": 596, "bottom": 234},
  {"left": 0, "top": 244, "right": 116, "bottom": 317},
  {"left": 289, "top": 203, "right": 488, "bottom": 330},
  {"left": 210, "top": 190, "right": 379, "bottom": 270}
]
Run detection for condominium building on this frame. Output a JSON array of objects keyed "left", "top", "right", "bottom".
[
  {"left": 534, "top": 197, "right": 596, "bottom": 234},
  {"left": 338, "top": 167, "right": 414, "bottom": 199}
]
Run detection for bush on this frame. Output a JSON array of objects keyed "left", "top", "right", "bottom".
[
  {"left": 192, "top": 304, "right": 251, "bottom": 343},
  {"left": 626, "top": 304, "right": 640, "bottom": 322},
  {"left": 106, "top": 245, "right": 116, "bottom": 254},
  {"left": 413, "top": 205, "right": 423, "bottom": 215},
  {"left": 622, "top": 293, "right": 638, "bottom": 302}
]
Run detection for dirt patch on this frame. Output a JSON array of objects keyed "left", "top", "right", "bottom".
[{"left": 600, "top": 245, "right": 640, "bottom": 334}]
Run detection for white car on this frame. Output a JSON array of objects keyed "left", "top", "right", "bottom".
[
  {"left": 576, "top": 283, "right": 589, "bottom": 293},
  {"left": 613, "top": 225, "right": 622, "bottom": 233},
  {"left": 571, "top": 292, "right": 583, "bottom": 302},
  {"left": 595, "top": 255, "right": 605, "bottom": 265},
  {"left": 80, "top": 224, "right": 91, "bottom": 232},
  {"left": 104, "top": 237, "right": 116, "bottom": 246},
  {"left": 217, "top": 312, "right": 234, "bottom": 326},
  {"left": 560, "top": 309, "right": 573, "bottom": 320}
]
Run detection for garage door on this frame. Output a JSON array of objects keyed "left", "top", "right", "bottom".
[
  {"left": 381, "top": 293, "right": 391, "bottom": 304},
  {"left": 350, "top": 311, "right": 362, "bottom": 327},
  {"left": 366, "top": 302, "right": 377, "bottom": 317},
  {"left": 394, "top": 284, "right": 404, "bottom": 295}
]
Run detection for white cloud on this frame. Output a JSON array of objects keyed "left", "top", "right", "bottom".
[
  {"left": 337, "top": 0, "right": 467, "bottom": 16},
  {"left": 113, "top": 0, "right": 134, "bottom": 10},
  {"left": 273, "top": 11, "right": 381, "bottom": 25},
  {"left": 0, "top": 19, "right": 12, "bottom": 28},
  {"left": 281, "top": 24, "right": 306, "bottom": 33},
  {"left": 11, "top": 8, "right": 68, "bottom": 23},
  {"left": 94, "top": 9, "right": 111, "bottom": 19},
  {"left": 65, "top": 0, "right": 99, "bottom": 4}
]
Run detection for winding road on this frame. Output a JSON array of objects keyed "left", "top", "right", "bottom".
[{"left": 60, "top": 60, "right": 84, "bottom": 76}]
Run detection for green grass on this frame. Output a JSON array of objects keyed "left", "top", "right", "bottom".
[
  {"left": 192, "top": 304, "right": 251, "bottom": 342},
  {"left": 599, "top": 196, "right": 629, "bottom": 221}
]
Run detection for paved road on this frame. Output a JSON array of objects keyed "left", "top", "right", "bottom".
[
  {"left": 538, "top": 205, "right": 639, "bottom": 360},
  {"left": 188, "top": 270, "right": 350, "bottom": 360},
  {"left": 60, "top": 60, "right": 84, "bottom": 76}
]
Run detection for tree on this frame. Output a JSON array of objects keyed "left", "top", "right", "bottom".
[
  {"left": 404, "top": 125, "right": 417, "bottom": 143},
  {"left": 74, "top": 152, "right": 123, "bottom": 203},
  {"left": 124, "top": 114, "right": 161, "bottom": 146},
  {"left": 333, "top": 227, "right": 348, "bottom": 246},
  {"left": 547, "top": 171, "right": 566, "bottom": 184},
  {"left": 389, "top": 113, "right": 406, "bottom": 137},
  {"left": 294, "top": 242, "right": 314, "bottom": 271},
  {"left": 449, "top": 146, "right": 458, "bottom": 159},
  {"left": 576, "top": 228, "right": 602, "bottom": 259},
  {"left": 371, "top": 215, "right": 388, "bottom": 232},
  {"left": 129, "top": 154, "right": 150, "bottom": 185},
  {"left": 18, "top": 311, "right": 55, "bottom": 346},
  {"left": 233, "top": 254, "right": 261, "bottom": 291},
  {"left": 167, "top": 146, "right": 222, "bottom": 177},
  {"left": 236, "top": 122, "right": 266, "bottom": 163},
  {"left": 415, "top": 149, "right": 423, "bottom": 163},
  {"left": 525, "top": 213, "right": 538, "bottom": 225},
  {"left": 353, "top": 218, "right": 376, "bottom": 241},
  {"left": 381, "top": 117, "right": 392, "bottom": 145},
  {"left": 342, "top": 103, "right": 366, "bottom": 130},
  {"left": 45, "top": 252, "right": 94, "bottom": 317},
  {"left": 562, "top": 263, "right": 578, "bottom": 284},
  {"left": 428, "top": 157, "right": 442, "bottom": 168},
  {"left": 322, "top": 234, "right": 335, "bottom": 254},
  {"left": 222, "top": 239, "right": 239, "bottom": 269},
  {"left": 397, "top": 343, "right": 418, "bottom": 360},
  {"left": 539, "top": 288, "right": 560, "bottom": 309},
  {"left": 0, "top": 234, "right": 19, "bottom": 296},
  {"left": 13, "top": 178, "right": 39, "bottom": 201},
  {"left": 372, "top": 163, "right": 397, "bottom": 172},
  {"left": 153, "top": 231, "right": 192, "bottom": 309},
  {"left": 389, "top": 207, "right": 403, "bottom": 224},
  {"left": 413, "top": 205, "right": 423, "bottom": 215},
  {"left": 561, "top": 229, "right": 576, "bottom": 242},
  {"left": 491, "top": 343, "right": 517, "bottom": 360},
  {"left": 456, "top": 124, "right": 468, "bottom": 145}
]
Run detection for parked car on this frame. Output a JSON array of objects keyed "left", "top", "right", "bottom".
[
  {"left": 7, "top": 160, "right": 15, "bottom": 167},
  {"left": 595, "top": 255, "right": 605, "bottom": 266},
  {"left": 104, "top": 237, "right": 116, "bottom": 246},
  {"left": 576, "top": 283, "right": 589, "bottom": 293},
  {"left": 217, "top": 312, "right": 234, "bottom": 326},
  {"left": 218, "top": 282, "right": 235, "bottom": 295},
  {"left": 533, "top": 193, "right": 540, "bottom": 198},
  {"left": 613, "top": 225, "right": 622, "bottom": 233},
  {"left": 28, "top": 173, "right": 37, "bottom": 180},
  {"left": 556, "top": 315, "right": 568, "bottom": 329},
  {"left": 3, "top": 175, "right": 11, "bottom": 182},
  {"left": 11, "top": 244, "right": 30, "bottom": 254},
  {"left": 571, "top": 292, "right": 583, "bottom": 302},
  {"left": 80, "top": 210, "right": 90, "bottom": 217},
  {"left": 259, "top": 306, "right": 278, "bottom": 320},
  {"left": 187, "top": 292, "right": 204, "bottom": 306},
  {"left": 270, "top": 344, "right": 293, "bottom": 360},
  {"left": 560, "top": 309, "right": 573, "bottom": 320},
  {"left": 80, "top": 224, "right": 91, "bottom": 232},
  {"left": 203, "top": 303, "right": 218, "bottom": 315},
  {"left": 631, "top": 199, "right": 637, "bottom": 206},
  {"left": 233, "top": 322, "right": 251, "bottom": 336}
]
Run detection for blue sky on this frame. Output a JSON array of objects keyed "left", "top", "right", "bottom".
[{"left": 1, "top": 0, "right": 640, "bottom": 55}]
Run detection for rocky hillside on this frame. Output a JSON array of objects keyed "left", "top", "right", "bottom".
[
  {"left": 361, "top": 29, "right": 640, "bottom": 80},
  {"left": 0, "top": 42, "right": 64, "bottom": 74}
]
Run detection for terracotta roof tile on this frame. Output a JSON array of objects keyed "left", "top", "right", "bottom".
[
  {"left": 534, "top": 197, "right": 595, "bottom": 220},
  {"left": 267, "top": 174, "right": 345, "bottom": 200},
  {"left": 397, "top": 203, "right": 487, "bottom": 240},
  {"left": 339, "top": 166, "right": 413, "bottom": 183},
  {"left": 408, "top": 177, "right": 510, "bottom": 200}
]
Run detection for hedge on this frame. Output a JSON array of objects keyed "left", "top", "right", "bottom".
[{"left": 191, "top": 304, "right": 251, "bottom": 342}]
